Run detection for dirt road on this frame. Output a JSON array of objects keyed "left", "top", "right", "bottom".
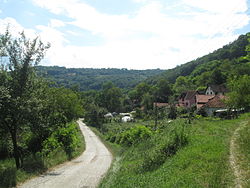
[
  {"left": 18, "top": 120, "right": 113, "bottom": 188},
  {"left": 229, "top": 121, "right": 248, "bottom": 188}
]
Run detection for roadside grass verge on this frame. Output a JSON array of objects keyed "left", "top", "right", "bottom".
[
  {"left": 98, "top": 114, "right": 249, "bottom": 188},
  {"left": 0, "top": 121, "right": 85, "bottom": 188},
  {"left": 235, "top": 120, "right": 250, "bottom": 187}
]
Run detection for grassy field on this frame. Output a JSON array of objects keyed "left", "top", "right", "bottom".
[
  {"left": 97, "top": 114, "right": 250, "bottom": 188},
  {"left": 0, "top": 121, "right": 85, "bottom": 188}
]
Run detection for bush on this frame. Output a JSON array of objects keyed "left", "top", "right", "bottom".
[
  {"left": 0, "top": 167, "right": 16, "bottom": 188},
  {"left": 197, "top": 107, "right": 207, "bottom": 117},
  {"left": 139, "top": 124, "right": 188, "bottom": 172},
  {"left": 119, "top": 125, "right": 152, "bottom": 146},
  {"left": 42, "top": 122, "right": 80, "bottom": 159},
  {"left": 26, "top": 135, "right": 43, "bottom": 155},
  {"left": 55, "top": 123, "right": 79, "bottom": 159},
  {"left": 168, "top": 105, "right": 177, "bottom": 119}
]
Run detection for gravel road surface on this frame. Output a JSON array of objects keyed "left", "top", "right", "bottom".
[{"left": 18, "top": 119, "right": 112, "bottom": 188}]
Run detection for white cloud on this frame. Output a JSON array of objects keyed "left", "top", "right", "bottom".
[
  {"left": 49, "top": 19, "right": 65, "bottom": 28},
  {"left": 183, "top": 0, "right": 248, "bottom": 14},
  {"left": 36, "top": 25, "right": 68, "bottom": 46},
  {"left": 0, "top": 17, "right": 37, "bottom": 38},
  {"left": 30, "top": 0, "right": 250, "bottom": 69}
]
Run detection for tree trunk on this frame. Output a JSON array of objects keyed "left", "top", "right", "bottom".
[{"left": 10, "top": 129, "right": 20, "bottom": 169}]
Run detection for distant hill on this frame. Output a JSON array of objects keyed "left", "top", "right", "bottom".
[
  {"left": 147, "top": 33, "right": 250, "bottom": 86},
  {"left": 36, "top": 66, "right": 165, "bottom": 91},
  {"left": 37, "top": 33, "right": 249, "bottom": 92}
]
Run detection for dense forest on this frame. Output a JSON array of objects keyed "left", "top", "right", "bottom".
[{"left": 36, "top": 66, "right": 164, "bottom": 91}]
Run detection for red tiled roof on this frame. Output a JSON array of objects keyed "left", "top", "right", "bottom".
[
  {"left": 197, "top": 104, "right": 205, "bottom": 109},
  {"left": 196, "top": 95, "right": 215, "bottom": 103},
  {"left": 204, "top": 95, "right": 227, "bottom": 108}
]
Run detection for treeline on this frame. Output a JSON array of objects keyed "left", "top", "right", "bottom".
[
  {"left": 0, "top": 28, "right": 83, "bottom": 178},
  {"left": 36, "top": 66, "right": 164, "bottom": 91}
]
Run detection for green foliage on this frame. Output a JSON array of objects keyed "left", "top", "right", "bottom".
[
  {"left": 47, "top": 88, "right": 84, "bottom": 122},
  {"left": 141, "top": 93, "right": 154, "bottom": 113},
  {"left": 0, "top": 29, "right": 50, "bottom": 169},
  {"left": 84, "top": 103, "right": 107, "bottom": 128},
  {"left": 0, "top": 121, "right": 85, "bottom": 187},
  {"left": 42, "top": 122, "right": 80, "bottom": 159},
  {"left": 140, "top": 123, "right": 188, "bottom": 172},
  {"left": 98, "top": 83, "right": 123, "bottom": 112},
  {"left": 196, "top": 107, "right": 208, "bottom": 117},
  {"left": 147, "top": 33, "right": 250, "bottom": 90},
  {"left": 36, "top": 66, "right": 164, "bottom": 91},
  {"left": 173, "top": 76, "right": 192, "bottom": 94},
  {"left": 154, "top": 79, "right": 173, "bottom": 102},
  {"left": 168, "top": 105, "right": 177, "bottom": 119},
  {"left": 0, "top": 28, "right": 84, "bottom": 173},
  {"left": 227, "top": 75, "right": 250, "bottom": 110},
  {"left": 236, "top": 121, "right": 250, "bottom": 187},
  {"left": 0, "top": 166, "right": 17, "bottom": 188},
  {"left": 118, "top": 125, "right": 152, "bottom": 146},
  {"left": 129, "top": 82, "right": 152, "bottom": 105},
  {"left": 100, "top": 115, "right": 249, "bottom": 188}
]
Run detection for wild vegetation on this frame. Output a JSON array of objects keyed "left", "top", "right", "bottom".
[
  {"left": 0, "top": 30, "right": 84, "bottom": 187},
  {"left": 234, "top": 121, "right": 250, "bottom": 187},
  {"left": 96, "top": 114, "right": 249, "bottom": 188}
]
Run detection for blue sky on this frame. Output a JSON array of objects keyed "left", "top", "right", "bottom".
[{"left": 0, "top": 0, "right": 249, "bottom": 69}]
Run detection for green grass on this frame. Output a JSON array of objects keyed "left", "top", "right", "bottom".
[
  {"left": 98, "top": 114, "right": 250, "bottom": 188},
  {"left": 0, "top": 121, "right": 85, "bottom": 188},
  {"left": 235, "top": 120, "right": 250, "bottom": 187}
]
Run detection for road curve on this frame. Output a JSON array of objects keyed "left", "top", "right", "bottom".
[{"left": 18, "top": 119, "right": 113, "bottom": 188}]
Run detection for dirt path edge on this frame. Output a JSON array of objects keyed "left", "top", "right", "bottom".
[{"left": 229, "top": 121, "right": 248, "bottom": 188}]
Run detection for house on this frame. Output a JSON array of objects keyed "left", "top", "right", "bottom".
[
  {"left": 178, "top": 91, "right": 197, "bottom": 108},
  {"left": 205, "top": 84, "right": 227, "bottom": 96},
  {"left": 195, "top": 94, "right": 215, "bottom": 109},
  {"left": 178, "top": 92, "right": 187, "bottom": 107},
  {"left": 203, "top": 95, "right": 227, "bottom": 116},
  {"left": 153, "top": 102, "right": 169, "bottom": 108}
]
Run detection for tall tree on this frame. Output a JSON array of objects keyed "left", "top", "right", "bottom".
[
  {"left": 98, "top": 82, "right": 123, "bottom": 112},
  {"left": 154, "top": 79, "right": 172, "bottom": 103},
  {"left": 173, "top": 76, "right": 191, "bottom": 95},
  {"left": 227, "top": 75, "right": 250, "bottom": 111},
  {"left": 209, "top": 68, "right": 226, "bottom": 85},
  {"left": 0, "top": 30, "right": 50, "bottom": 168}
]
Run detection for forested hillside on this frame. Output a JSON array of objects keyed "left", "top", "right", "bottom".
[
  {"left": 36, "top": 66, "right": 164, "bottom": 91},
  {"left": 147, "top": 33, "right": 250, "bottom": 89}
]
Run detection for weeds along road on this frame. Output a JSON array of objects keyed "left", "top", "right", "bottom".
[{"left": 18, "top": 119, "right": 113, "bottom": 188}]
